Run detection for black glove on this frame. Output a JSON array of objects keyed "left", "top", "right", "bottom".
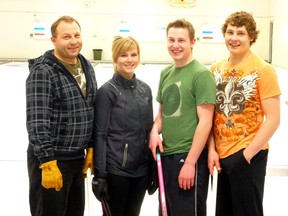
[
  {"left": 92, "top": 173, "right": 110, "bottom": 201},
  {"left": 147, "top": 157, "right": 159, "bottom": 195}
]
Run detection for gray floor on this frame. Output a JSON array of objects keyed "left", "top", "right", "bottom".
[{"left": 0, "top": 61, "right": 287, "bottom": 215}]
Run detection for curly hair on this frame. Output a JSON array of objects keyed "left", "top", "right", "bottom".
[{"left": 222, "top": 11, "right": 259, "bottom": 45}]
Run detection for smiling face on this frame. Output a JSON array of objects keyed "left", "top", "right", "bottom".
[
  {"left": 116, "top": 45, "right": 139, "bottom": 80},
  {"left": 112, "top": 36, "right": 140, "bottom": 80},
  {"left": 51, "top": 20, "right": 82, "bottom": 64},
  {"left": 167, "top": 27, "right": 195, "bottom": 67},
  {"left": 224, "top": 24, "right": 253, "bottom": 59}
]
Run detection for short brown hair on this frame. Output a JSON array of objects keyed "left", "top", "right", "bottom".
[
  {"left": 222, "top": 11, "right": 259, "bottom": 45},
  {"left": 166, "top": 19, "right": 195, "bottom": 41},
  {"left": 50, "top": 16, "right": 81, "bottom": 38}
]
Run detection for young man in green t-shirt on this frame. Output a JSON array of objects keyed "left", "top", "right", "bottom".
[{"left": 149, "top": 19, "right": 216, "bottom": 215}]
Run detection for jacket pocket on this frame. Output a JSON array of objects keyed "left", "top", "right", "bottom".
[{"left": 122, "top": 143, "right": 129, "bottom": 167}]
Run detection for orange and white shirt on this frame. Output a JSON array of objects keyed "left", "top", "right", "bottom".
[{"left": 211, "top": 54, "right": 281, "bottom": 159}]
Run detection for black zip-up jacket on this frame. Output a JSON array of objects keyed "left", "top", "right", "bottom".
[
  {"left": 94, "top": 73, "right": 153, "bottom": 178},
  {"left": 26, "top": 50, "right": 97, "bottom": 164}
]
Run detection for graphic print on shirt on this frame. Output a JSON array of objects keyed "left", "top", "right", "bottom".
[
  {"left": 74, "top": 68, "right": 86, "bottom": 96},
  {"left": 213, "top": 68, "right": 260, "bottom": 142},
  {"left": 76, "top": 68, "right": 86, "bottom": 89},
  {"left": 162, "top": 81, "right": 182, "bottom": 117}
]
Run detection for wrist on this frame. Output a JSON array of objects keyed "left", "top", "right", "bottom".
[
  {"left": 40, "top": 160, "right": 57, "bottom": 169},
  {"left": 184, "top": 160, "right": 196, "bottom": 166},
  {"left": 95, "top": 172, "right": 107, "bottom": 179},
  {"left": 151, "top": 125, "right": 160, "bottom": 135}
]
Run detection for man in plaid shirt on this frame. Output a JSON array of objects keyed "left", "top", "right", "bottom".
[{"left": 26, "top": 16, "right": 97, "bottom": 216}]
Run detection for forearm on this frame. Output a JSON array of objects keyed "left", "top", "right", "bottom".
[
  {"left": 185, "top": 120, "right": 213, "bottom": 165},
  {"left": 185, "top": 104, "right": 214, "bottom": 165},
  {"left": 26, "top": 70, "right": 54, "bottom": 163},
  {"left": 93, "top": 88, "right": 114, "bottom": 173},
  {"left": 94, "top": 134, "right": 107, "bottom": 173},
  {"left": 27, "top": 111, "right": 54, "bottom": 163},
  {"left": 149, "top": 105, "right": 163, "bottom": 158},
  {"left": 207, "top": 129, "right": 216, "bottom": 151},
  {"left": 245, "top": 116, "right": 280, "bottom": 160},
  {"left": 151, "top": 104, "right": 163, "bottom": 134},
  {"left": 151, "top": 114, "right": 162, "bottom": 135},
  {"left": 178, "top": 118, "right": 213, "bottom": 189},
  {"left": 245, "top": 96, "right": 280, "bottom": 161}
]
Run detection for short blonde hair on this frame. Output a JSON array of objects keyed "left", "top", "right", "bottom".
[{"left": 112, "top": 36, "right": 140, "bottom": 72}]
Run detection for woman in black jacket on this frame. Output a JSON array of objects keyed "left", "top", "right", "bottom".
[{"left": 92, "top": 36, "right": 154, "bottom": 216}]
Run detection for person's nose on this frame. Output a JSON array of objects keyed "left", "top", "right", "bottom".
[
  {"left": 172, "top": 41, "right": 180, "bottom": 47},
  {"left": 127, "top": 55, "right": 132, "bottom": 61},
  {"left": 70, "top": 36, "right": 78, "bottom": 44},
  {"left": 230, "top": 33, "right": 238, "bottom": 40}
]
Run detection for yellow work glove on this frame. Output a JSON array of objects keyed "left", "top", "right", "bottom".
[
  {"left": 82, "top": 147, "right": 94, "bottom": 174},
  {"left": 39, "top": 160, "right": 63, "bottom": 191}
]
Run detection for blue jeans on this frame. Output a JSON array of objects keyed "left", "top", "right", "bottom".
[{"left": 27, "top": 152, "right": 85, "bottom": 216}]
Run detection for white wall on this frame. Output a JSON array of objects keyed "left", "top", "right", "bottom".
[
  {"left": 269, "top": 0, "right": 288, "bottom": 68},
  {"left": 0, "top": 0, "right": 281, "bottom": 65}
]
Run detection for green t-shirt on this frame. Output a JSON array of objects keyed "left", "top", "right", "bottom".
[{"left": 156, "top": 60, "right": 216, "bottom": 155}]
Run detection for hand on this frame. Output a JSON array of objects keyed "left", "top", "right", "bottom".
[
  {"left": 208, "top": 148, "right": 221, "bottom": 176},
  {"left": 147, "top": 160, "right": 158, "bottom": 195},
  {"left": 243, "top": 148, "right": 255, "bottom": 164},
  {"left": 178, "top": 162, "right": 195, "bottom": 190},
  {"left": 92, "top": 174, "right": 109, "bottom": 201},
  {"left": 149, "top": 131, "right": 163, "bottom": 161},
  {"left": 82, "top": 147, "right": 94, "bottom": 174},
  {"left": 40, "top": 160, "right": 63, "bottom": 191}
]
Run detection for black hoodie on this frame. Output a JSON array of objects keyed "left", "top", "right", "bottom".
[{"left": 26, "top": 50, "right": 97, "bottom": 164}]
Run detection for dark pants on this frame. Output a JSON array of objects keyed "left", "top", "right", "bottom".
[
  {"left": 27, "top": 152, "right": 85, "bottom": 216},
  {"left": 161, "top": 150, "right": 209, "bottom": 216},
  {"left": 216, "top": 149, "right": 268, "bottom": 216},
  {"left": 105, "top": 173, "right": 148, "bottom": 216}
]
